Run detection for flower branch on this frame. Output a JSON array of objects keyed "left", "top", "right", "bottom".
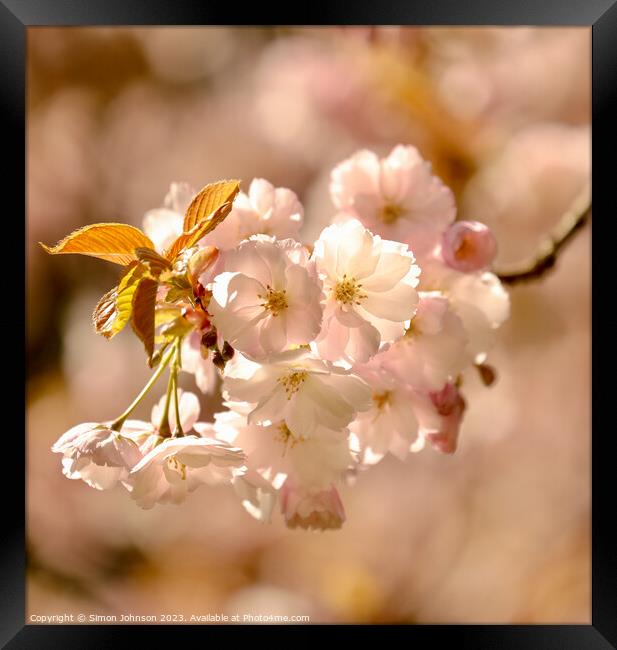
[{"left": 495, "top": 189, "right": 591, "bottom": 286}]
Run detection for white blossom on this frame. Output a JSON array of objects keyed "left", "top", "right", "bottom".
[
  {"left": 52, "top": 423, "right": 142, "bottom": 490},
  {"left": 311, "top": 219, "right": 420, "bottom": 364},
  {"left": 128, "top": 435, "right": 246, "bottom": 509},
  {"left": 222, "top": 349, "right": 371, "bottom": 439}
]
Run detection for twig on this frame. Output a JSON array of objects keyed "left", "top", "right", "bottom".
[{"left": 495, "top": 188, "right": 591, "bottom": 286}]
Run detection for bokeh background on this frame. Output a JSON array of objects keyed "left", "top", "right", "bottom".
[{"left": 26, "top": 27, "right": 591, "bottom": 624}]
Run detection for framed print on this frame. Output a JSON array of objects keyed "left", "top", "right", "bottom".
[{"left": 5, "top": 0, "right": 614, "bottom": 646}]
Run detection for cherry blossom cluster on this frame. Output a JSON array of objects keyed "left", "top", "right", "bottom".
[{"left": 49, "top": 145, "right": 509, "bottom": 530}]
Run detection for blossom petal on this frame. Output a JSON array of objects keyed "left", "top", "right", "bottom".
[{"left": 362, "top": 282, "right": 419, "bottom": 322}]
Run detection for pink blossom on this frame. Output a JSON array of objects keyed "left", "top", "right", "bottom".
[
  {"left": 208, "top": 404, "right": 354, "bottom": 491},
  {"left": 204, "top": 178, "right": 303, "bottom": 251},
  {"left": 382, "top": 292, "right": 471, "bottom": 391},
  {"left": 209, "top": 237, "right": 324, "bottom": 358},
  {"left": 231, "top": 471, "right": 279, "bottom": 523},
  {"left": 52, "top": 423, "right": 142, "bottom": 490},
  {"left": 311, "top": 219, "right": 420, "bottom": 364},
  {"left": 128, "top": 435, "right": 246, "bottom": 509},
  {"left": 349, "top": 355, "right": 423, "bottom": 465},
  {"left": 280, "top": 480, "right": 346, "bottom": 531},
  {"left": 222, "top": 349, "right": 371, "bottom": 440},
  {"left": 419, "top": 259, "right": 510, "bottom": 361},
  {"left": 330, "top": 145, "right": 456, "bottom": 257},
  {"left": 413, "top": 383, "right": 466, "bottom": 454},
  {"left": 117, "top": 387, "right": 246, "bottom": 508}
]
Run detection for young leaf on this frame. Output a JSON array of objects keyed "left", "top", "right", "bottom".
[
  {"left": 131, "top": 277, "right": 158, "bottom": 361},
  {"left": 40, "top": 223, "right": 155, "bottom": 266},
  {"left": 91, "top": 262, "right": 148, "bottom": 339},
  {"left": 183, "top": 179, "right": 240, "bottom": 232},
  {"left": 135, "top": 246, "right": 173, "bottom": 276},
  {"left": 158, "top": 316, "right": 194, "bottom": 341},
  {"left": 164, "top": 201, "right": 233, "bottom": 262},
  {"left": 159, "top": 271, "right": 192, "bottom": 289},
  {"left": 155, "top": 306, "right": 183, "bottom": 327},
  {"left": 163, "top": 286, "right": 192, "bottom": 305},
  {"left": 115, "top": 262, "right": 149, "bottom": 329},
  {"left": 92, "top": 286, "right": 120, "bottom": 339}
]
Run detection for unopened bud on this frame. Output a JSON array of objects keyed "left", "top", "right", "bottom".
[
  {"left": 441, "top": 221, "right": 497, "bottom": 273},
  {"left": 476, "top": 363, "right": 497, "bottom": 387},
  {"left": 212, "top": 351, "right": 225, "bottom": 371},
  {"left": 194, "top": 282, "right": 206, "bottom": 299},
  {"left": 188, "top": 246, "right": 219, "bottom": 285},
  {"left": 201, "top": 329, "right": 218, "bottom": 349},
  {"left": 425, "top": 383, "right": 466, "bottom": 454},
  {"left": 221, "top": 341, "right": 235, "bottom": 361}
]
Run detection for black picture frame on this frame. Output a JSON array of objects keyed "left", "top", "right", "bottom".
[{"left": 8, "top": 1, "right": 610, "bottom": 646}]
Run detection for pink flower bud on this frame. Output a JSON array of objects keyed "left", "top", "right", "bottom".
[
  {"left": 188, "top": 246, "right": 219, "bottom": 285},
  {"left": 280, "top": 481, "right": 346, "bottom": 531},
  {"left": 424, "top": 383, "right": 466, "bottom": 454},
  {"left": 441, "top": 221, "right": 497, "bottom": 272}
]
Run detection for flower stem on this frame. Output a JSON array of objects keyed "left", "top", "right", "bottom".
[
  {"left": 172, "top": 373, "right": 183, "bottom": 436},
  {"left": 158, "top": 337, "right": 185, "bottom": 437},
  {"left": 157, "top": 366, "right": 175, "bottom": 438},
  {"left": 172, "top": 338, "right": 184, "bottom": 437},
  {"left": 110, "top": 345, "right": 175, "bottom": 431}
]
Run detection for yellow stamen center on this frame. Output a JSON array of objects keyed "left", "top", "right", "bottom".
[
  {"left": 334, "top": 274, "right": 367, "bottom": 306},
  {"left": 404, "top": 320, "right": 416, "bottom": 338},
  {"left": 166, "top": 455, "right": 187, "bottom": 480},
  {"left": 278, "top": 370, "right": 308, "bottom": 399},
  {"left": 379, "top": 203, "right": 405, "bottom": 224},
  {"left": 372, "top": 391, "right": 391, "bottom": 411},
  {"left": 274, "top": 421, "right": 305, "bottom": 452},
  {"left": 258, "top": 285, "right": 288, "bottom": 316}
]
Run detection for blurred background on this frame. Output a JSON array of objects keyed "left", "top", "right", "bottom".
[{"left": 27, "top": 27, "right": 590, "bottom": 624}]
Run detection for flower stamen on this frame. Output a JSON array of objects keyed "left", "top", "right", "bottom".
[
  {"left": 278, "top": 370, "right": 308, "bottom": 399},
  {"left": 334, "top": 274, "right": 367, "bottom": 306},
  {"left": 274, "top": 421, "right": 304, "bottom": 454},
  {"left": 372, "top": 391, "right": 391, "bottom": 411},
  {"left": 166, "top": 455, "right": 187, "bottom": 480},
  {"left": 379, "top": 203, "right": 405, "bottom": 224},
  {"left": 258, "top": 285, "right": 288, "bottom": 316}
]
